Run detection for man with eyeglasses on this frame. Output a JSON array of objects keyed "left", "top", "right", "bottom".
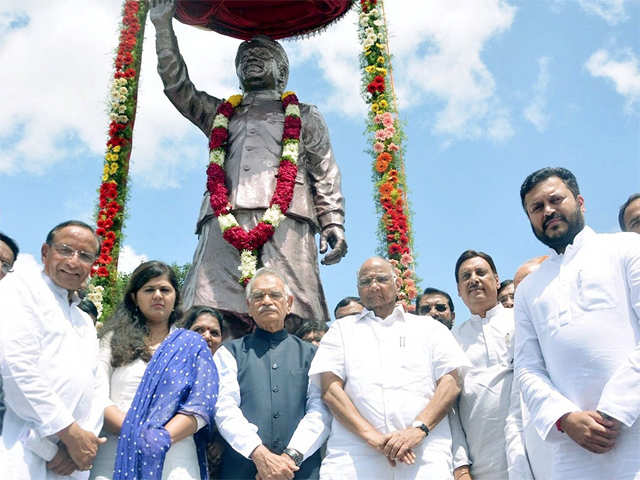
[
  {"left": 416, "top": 287, "right": 456, "bottom": 329},
  {"left": 0, "top": 220, "right": 106, "bottom": 479},
  {"left": 449, "top": 250, "right": 532, "bottom": 480},
  {"left": 213, "top": 267, "right": 331, "bottom": 480},
  {"left": 309, "top": 256, "right": 469, "bottom": 479}
]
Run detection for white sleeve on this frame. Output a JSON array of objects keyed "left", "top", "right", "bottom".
[
  {"left": 0, "top": 280, "right": 74, "bottom": 437},
  {"left": 514, "top": 293, "right": 579, "bottom": 441},
  {"left": 597, "top": 234, "right": 640, "bottom": 427},
  {"left": 307, "top": 321, "right": 345, "bottom": 381},
  {"left": 22, "top": 430, "right": 59, "bottom": 462},
  {"left": 504, "top": 375, "right": 534, "bottom": 480},
  {"left": 287, "top": 379, "right": 332, "bottom": 460},
  {"left": 213, "top": 346, "right": 262, "bottom": 459},
  {"left": 449, "top": 400, "right": 471, "bottom": 470}
]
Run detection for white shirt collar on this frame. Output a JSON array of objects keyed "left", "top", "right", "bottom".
[
  {"left": 41, "top": 270, "right": 80, "bottom": 306},
  {"left": 547, "top": 225, "right": 595, "bottom": 259},
  {"left": 358, "top": 304, "right": 405, "bottom": 323},
  {"left": 470, "top": 302, "right": 503, "bottom": 322}
]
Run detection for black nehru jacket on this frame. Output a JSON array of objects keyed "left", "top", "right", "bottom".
[{"left": 219, "top": 327, "right": 321, "bottom": 479}]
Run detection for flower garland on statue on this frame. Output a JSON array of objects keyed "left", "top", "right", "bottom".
[
  {"left": 206, "top": 91, "right": 301, "bottom": 285},
  {"left": 92, "top": 0, "right": 147, "bottom": 321},
  {"left": 358, "top": 0, "right": 418, "bottom": 308}
]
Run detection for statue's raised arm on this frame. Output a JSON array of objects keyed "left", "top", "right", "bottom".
[{"left": 150, "top": 0, "right": 220, "bottom": 136}]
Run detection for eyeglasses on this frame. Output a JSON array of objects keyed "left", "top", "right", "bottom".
[
  {"left": 50, "top": 243, "right": 97, "bottom": 265},
  {"left": 1, "top": 260, "right": 13, "bottom": 275},
  {"left": 418, "top": 303, "right": 448, "bottom": 315},
  {"left": 249, "top": 289, "right": 285, "bottom": 303},
  {"left": 358, "top": 275, "right": 392, "bottom": 287}
]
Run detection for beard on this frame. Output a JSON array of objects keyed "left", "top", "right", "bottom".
[{"left": 532, "top": 206, "right": 585, "bottom": 252}]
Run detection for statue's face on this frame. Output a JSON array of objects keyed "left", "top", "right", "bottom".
[{"left": 236, "top": 45, "right": 281, "bottom": 91}]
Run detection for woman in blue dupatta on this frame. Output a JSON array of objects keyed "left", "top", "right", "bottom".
[{"left": 90, "top": 261, "right": 218, "bottom": 480}]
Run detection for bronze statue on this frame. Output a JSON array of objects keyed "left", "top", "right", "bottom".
[{"left": 150, "top": 0, "right": 348, "bottom": 327}]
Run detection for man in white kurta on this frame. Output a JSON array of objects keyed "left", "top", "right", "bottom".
[
  {"left": 515, "top": 167, "right": 640, "bottom": 479},
  {"left": 450, "top": 251, "right": 532, "bottom": 480},
  {"left": 0, "top": 222, "right": 105, "bottom": 479},
  {"left": 310, "top": 257, "right": 470, "bottom": 479}
]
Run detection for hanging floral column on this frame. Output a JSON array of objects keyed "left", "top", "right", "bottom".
[
  {"left": 357, "top": 0, "right": 418, "bottom": 309},
  {"left": 91, "top": 0, "right": 148, "bottom": 320}
]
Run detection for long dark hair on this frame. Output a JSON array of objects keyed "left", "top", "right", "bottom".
[{"left": 100, "top": 261, "right": 183, "bottom": 367}]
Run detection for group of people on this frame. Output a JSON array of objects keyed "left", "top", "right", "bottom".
[{"left": 0, "top": 167, "right": 638, "bottom": 480}]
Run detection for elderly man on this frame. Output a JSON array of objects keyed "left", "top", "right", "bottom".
[
  {"left": 213, "top": 267, "right": 331, "bottom": 479},
  {"left": 0, "top": 232, "right": 19, "bottom": 435},
  {"left": 450, "top": 250, "right": 531, "bottom": 480},
  {"left": 619, "top": 193, "right": 640, "bottom": 234},
  {"left": 333, "top": 296, "right": 363, "bottom": 320},
  {"left": 309, "top": 257, "right": 469, "bottom": 479},
  {"left": 515, "top": 167, "right": 640, "bottom": 479},
  {"left": 0, "top": 221, "right": 105, "bottom": 479},
  {"left": 149, "top": 0, "right": 347, "bottom": 326},
  {"left": 416, "top": 287, "right": 456, "bottom": 329}
]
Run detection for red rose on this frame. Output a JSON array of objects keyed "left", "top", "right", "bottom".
[
  {"left": 209, "top": 127, "right": 228, "bottom": 149},
  {"left": 218, "top": 101, "right": 234, "bottom": 118},
  {"left": 105, "top": 232, "right": 116, "bottom": 242},
  {"left": 248, "top": 222, "right": 275, "bottom": 250},
  {"left": 277, "top": 160, "right": 298, "bottom": 183},
  {"left": 388, "top": 243, "right": 402, "bottom": 255},
  {"left": 96, "top": 266, "right": 109, "bottom": 278},
  {"left": 206, "top": 163, "right": 226, "bottom": 183},
  {"left": 223, "top": 226, "right": 250, "bottom": 250},
  {"left": 102, "top": 239, "right": 114, "bottom": 251},
  {"left": 282, "top": 94, "right": 299, "bottom": 108},
  {"left": 283, "top": 127, "right": 301, "bottom": 139},
  {"left": 96, "top": 228, "right": 106, "bottom": 236},
  {"left": 284, "top": 116, "right": 301, "bottom": 130}
]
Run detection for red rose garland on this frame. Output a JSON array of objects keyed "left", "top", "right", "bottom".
[{"left": 207, "top": 91, "right": 301, "bottom": 284}]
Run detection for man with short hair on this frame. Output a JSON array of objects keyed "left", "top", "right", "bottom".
[
  {"left": 498, "top": 280, "right": 515, "bottom": 309},
  {"left": 619, "top": 193, "right": 640, "bottom": 234},
  {"left": 416, "top": 287, "right": 456, "bottom": 329},
  {"left": 450, "top": 250, "right": 531, "bottom": 480},
  {"left": 213, "top": 267, "right": 331, "bottom": 479},
  {"left": 515, "top": 167, "right": 640, "bottom": 479},
  {"left": 0, "top": 220, "right": 106, "bottom": 479},
  {"left": 0, "top": 232, "right": 19, "bottom": 281},
  {"left": 333, "top": 296, "right": 363, "bottom": 320},
  {"left": 310, "top": 257, "right": 469, "bottom": 478},
  {"left": 0, "top": 232, "right": 19, "bottom": 436},
  {"left": 296, "top": 320, "right": 329, "bottom": 346}
]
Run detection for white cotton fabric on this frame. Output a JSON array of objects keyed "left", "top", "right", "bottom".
[
  {"left": 308, "top": 306, "right": 470, "bottom": 479},
  {"left": 0, "top": 265, "right": 103, "bottom": 480},
  {"left": 451, "top": 303, "right": 533, "bottom": 480},
  {"left": 515, "top": 226, "right": 640, "bottom": 479},
  {"left": 213, "top": 345, "right": 331, "bottom": 460},
  {"left": 90, "top": 330, "right": 201, "bottom": 480}
]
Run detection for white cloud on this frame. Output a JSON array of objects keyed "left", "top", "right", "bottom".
[
  {"left": 524, "top": 57, "right": 551, "bottom": 132},
  {"left": 585, "top": 48, "right": 640, "bottom": 113},
  {"left": 117, "top": 244, "right": 147, "bottom": 274},
  {"left": 577, "top": 0, "right": 629, "bottom": 24}
]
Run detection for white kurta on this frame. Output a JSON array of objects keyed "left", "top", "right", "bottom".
[
  {"left": 451, "top": 304, "right": 532, "bottom": 480},
  {"left": 514, "top": 226, "right": 640, "bottom": 479},
  {"left": 309, "top": 306, "right": 470, "bottom": 479},
  {"left": 90, "top": 332, "right": 201, "bottom": 480},
  {"left": 213, "top": 346, "right": 331, "bottom": 460},
  {"left": 0, "top": 262, "right": 103, "bottom": 480}
]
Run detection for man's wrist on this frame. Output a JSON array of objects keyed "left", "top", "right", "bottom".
[
  {"left": 411, "top": 420, "right": 429, "bottom": 439},
  {"left": 283, "top": 447, "right": 303, "bottom": 467}
]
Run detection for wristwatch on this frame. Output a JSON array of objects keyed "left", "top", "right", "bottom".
[
  {"left": 411, "top": 420, "right": 430, "bottom": 437},
  {"left": 283, "top": 447, "right": 304, "bottom": 467}
]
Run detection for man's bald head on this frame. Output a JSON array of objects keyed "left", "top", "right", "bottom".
[{"left": 514, "top": 255, "right": 548, "bottom": 289}]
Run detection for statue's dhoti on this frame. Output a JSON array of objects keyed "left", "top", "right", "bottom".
[{"left": 182, "top": 210, "right": 330, "bottom": 324}]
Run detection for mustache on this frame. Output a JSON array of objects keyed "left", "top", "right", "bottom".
[
  {"left": 258, "top": 305, "right": 277, "bottom": 312},
  {"left": 543, "top": 213, "right": 565, "bottom": 230}
]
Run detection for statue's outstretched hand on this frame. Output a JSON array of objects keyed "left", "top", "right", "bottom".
[
  {"left": 320, "top": 225, "right": 347, "bottom": 265},
  {"left": 150, "top": 0, "right": 176, "bottom": 26}
]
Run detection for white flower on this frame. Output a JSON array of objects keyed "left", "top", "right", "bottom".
[
  {"left": 217, "top": 213, "right": 238, "bottom": 232},
  {"left": 213, "top": 114, "right": 229, "bottom": 129},
  {"left": 365, "top": 27, "right": 374, "bottom": 36},
  {"left": 118, "top": 105, "right": 127, "bottom": 114},
  {"left": 373, "top": 19, "right": 384, "bottom": 27},
  {"left": 282, "top": 142, "right": 299, "bottom": 163},
  {"left": 119, "top": 94, "right": 127, "bottom": 103},
  {"left": 369, "top": 7, "right": 379, "bottom": 18},
  {"left": 119, "top": 86, "right": 128, "bottom": 95},
  {"left": 285, "top": 104, "right": 300, "bottom": 117},
  {"left": 117, "top": 115, "right": 129, "bottom": 123},
  {"left": 110, "top": 112, "right": 119, "bottom": 121},
  {"left": 209, "top": 148, "right": 226, "bottom": 166},
  {"left": 262, "top": 205, "right": 285, "bottom": 227},
  {"left": 238, "top": 249, "right": 257, "bottom": 279}
]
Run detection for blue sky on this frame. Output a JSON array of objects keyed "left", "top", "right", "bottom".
[{"left": 1, "top": 0, "right": 638, "bottom": 320}]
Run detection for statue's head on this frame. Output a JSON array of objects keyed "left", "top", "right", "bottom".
[{"left": 235, "top": 35, "right": 289, "bottom": 93}]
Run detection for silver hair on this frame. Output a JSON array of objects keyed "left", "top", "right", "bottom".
[{"left": 245, "top": 267, "right": 293, "bottom": 300}]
